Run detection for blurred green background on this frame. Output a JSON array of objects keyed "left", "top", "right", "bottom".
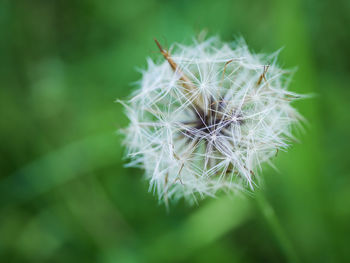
[{"left": 1, "top": 0, "right": 349, "bottom": 262}]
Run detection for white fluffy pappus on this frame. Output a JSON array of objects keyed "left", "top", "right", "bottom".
[{"left": 119, "top": 36, "right": 304, "bottom": 205}]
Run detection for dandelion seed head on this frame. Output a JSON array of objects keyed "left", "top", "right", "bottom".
[{"left": 121, "top": 36, "right": 304, "bottom": 204}]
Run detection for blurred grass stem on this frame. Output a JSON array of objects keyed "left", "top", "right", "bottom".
[{"left": 257, "top": 193, "right": 300, "bottom": 263}]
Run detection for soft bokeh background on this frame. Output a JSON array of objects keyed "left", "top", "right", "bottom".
[{"left": 1, "top": 0, "right": 349, "bottom": 262}]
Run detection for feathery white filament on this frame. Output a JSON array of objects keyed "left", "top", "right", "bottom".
[{"left": 120, "top": 37, "right": 303, "bottom": 204}]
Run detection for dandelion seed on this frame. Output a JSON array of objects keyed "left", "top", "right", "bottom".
[{"left": 120, "top": 36, "right": 305, "bottom": 204}]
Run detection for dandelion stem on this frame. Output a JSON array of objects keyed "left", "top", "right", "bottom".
[{"left": 256, "top": 193, "right": 300, "bottom": 263}]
